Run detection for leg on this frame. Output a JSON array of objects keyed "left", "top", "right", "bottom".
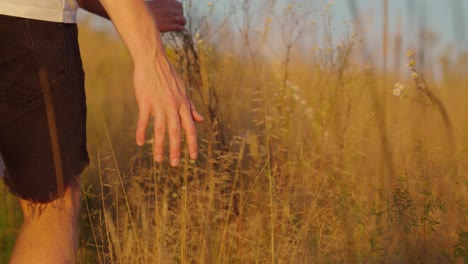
[
  {"left": 9, "top": 178, "right": 82, "bottom": 264},
  {"left": 0, "top": 16, "right": 88, "bottom": 264}
]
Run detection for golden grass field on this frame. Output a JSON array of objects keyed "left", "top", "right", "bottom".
[{"left": 1, "top": 1, "right": 467, "bottom": 263}]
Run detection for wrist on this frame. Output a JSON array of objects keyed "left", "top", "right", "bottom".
[
  {"left": 128, "top": 28, "right": 160, "bottom": 62},
  {"left": 133, "top": 49, "right": 171, "bottom": 73}
]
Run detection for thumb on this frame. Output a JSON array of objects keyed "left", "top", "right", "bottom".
[{"left": 190, "top": 101, "right": 204, "bottom": 122}]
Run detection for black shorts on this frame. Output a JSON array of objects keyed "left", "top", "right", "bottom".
[{"left": 0, "top": 14, "right": 89, "bottom": 203}]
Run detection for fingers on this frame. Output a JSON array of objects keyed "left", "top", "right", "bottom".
[
  {"left": 153, "top": 112, "right": 166, "bottom": 162},
  {"left": 190, "top": 101, "right": 204, "bottom": 123},
  {"left": 165, "top": 99, "right": 200, "bottom": 166},
  {"left": 136, "top": 105, "right": 151, "bottom": 146},
  {"left": 154, "top": 1, "right": 183, "bottom": 18},
  {"left": 153, "top": 0, "right": 181, "bottom": 7},
  {"left": 192, "top": 110, "right": 204, "bottom": 123},
  {"left": 171, "top": 0, "right": 183, "bottom": 8},
  {"left": 171, "top": 5, "right": 186, "bottom": 26},
  {"left": 160, "top": 24, "right": 186, "bottom": 33},
  {"left": 148, "top": 0, "right": 186, "bottom": 26},
  {"left": 180, "top": 104, "right": 198, "bottom": 160},
  {"left": 176, "top": 16, "right": 187, "bottom": 26},
  {"left": 154, "top": 16, "right": 186, "bottom": 32},
  {"left": 167, "top": 110, "right": 181, "bottom": 167},
  {"left": 139, "top": 100, "right": 200, "bottom": 165}
]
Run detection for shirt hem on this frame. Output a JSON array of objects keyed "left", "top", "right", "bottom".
[{"left": 0, "top": 2, "right": 77, "bottom": 23}]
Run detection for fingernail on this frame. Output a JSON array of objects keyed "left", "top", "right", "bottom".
[
  {"left": 137, "top": 141, "right": 144, "bottom": 146},
  {"left": 155, "top": 155, "right": 163, "bottom": 162},
  {"left": 190, "top": 152, "right": 198, "bottom": 160},
  {"left": 172, "top": 158, "right": 180, "bottom": 167}
]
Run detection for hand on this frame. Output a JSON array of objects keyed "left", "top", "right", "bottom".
[
  {"left": 148, "top": 0, "right": 187, "bottom": 32},
  {"left": 98, "top": 0, "right": 196, "bottom": 165},
  {"left": 133, "top": 59, "right": 203, "bottom": 167}
]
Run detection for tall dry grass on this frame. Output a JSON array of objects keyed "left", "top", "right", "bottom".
[
  {"left": 75, "top": 1, "right": 467, "bottom": 263},
  {"left": 0, "top": 1, "right": 466, "bottom": 263}
]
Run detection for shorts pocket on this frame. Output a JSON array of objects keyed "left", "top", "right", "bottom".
[{"left": 0, "top": 17, "right": 67, "bottom": 103}]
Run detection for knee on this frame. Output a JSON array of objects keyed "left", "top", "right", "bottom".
[{"left": 20, "top": 178, "right": 82, "bottom": 222}]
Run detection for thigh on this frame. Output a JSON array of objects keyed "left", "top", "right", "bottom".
[{"left": 0, "top": 15, "right": 89, "bottom": 203}]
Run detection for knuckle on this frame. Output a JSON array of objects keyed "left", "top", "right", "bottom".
[
  {"left": 184, "top": 124, "right": 196, "bottom": 135},
  {"left": 167, "top": 95, "right": 180, "bottom": 106},
  {"left": 138, "top": 107, "right": 149, "bottom": 117},
  {"left": 179, "top": 100, "right": 190, "bottom": 112},
  {"left": 137, "top": 121, "right": 147, "bottom": 131},
  {"left": 187, "top": 136, "right": 198, "bottom": 145},
  {"left": 167, "top": 97, "right": 179, "bottom": 108},
  {"left": 189, "top": 132, "right": 197, "bottom": 141},
  {"left": 170, "top": 148, "right": 180, "bottom": 157},
  {"left": 154, "top": 138, "right": 164, "bottom": 147},
  {"left": 154, "top": 122, "right": 165, "bottom": 135},
  {"left": 153, "top": 138, "right": 164, "bottom": 149},
  {"left": 154, "top": 125, "right": 165, "bottom": 135},
  {"left": 169, "top": 126, "right": 181, "bottom": 136},
  {"left": 170, "top": 148, "right": 180, "bottom": 156},
  {"left": 153, "top": 148, "right": 164, "bottom": 156},
  {"left": 136, "top": 127, "right": 145, "bottom": 135},
  {"left": 137, "top": 121, "right": 145, "bottom": 128}
]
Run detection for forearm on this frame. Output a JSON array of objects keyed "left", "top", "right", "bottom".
[
  {"left": 97, "top": 1, "right": 200, "bottom": 164},
  {"left": 98, "top": 0, "right": 166, "bottom": 65},
  {"left": 77, "top": 0, "right": 109, "bottom": 19}
]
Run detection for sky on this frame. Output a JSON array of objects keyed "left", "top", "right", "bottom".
[
  {"left": 79, "top": 0, "right": 467, "bottom": 49},
  {"left": 330, "top": 0, "right": 467, "bottom": 51},
  {"left": 310, "top": 0, "right": 467, "bottom": 74},
  {"left": 78, "top": 0, "right": 467, "bottom": 74}
]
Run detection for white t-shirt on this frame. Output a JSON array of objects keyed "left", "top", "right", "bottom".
[{"left": 0, "top": 0, "right": 79, "bottom": 23}]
